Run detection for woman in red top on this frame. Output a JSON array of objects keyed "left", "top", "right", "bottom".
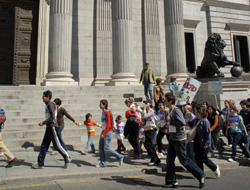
[{"left": 97, "top": 99, "right": 123, "bottom": 168}]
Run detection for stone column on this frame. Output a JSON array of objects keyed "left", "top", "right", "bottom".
[
  {"left": 165, "top": 0, "right": 188, "bottom": 82},
  {"left": 44, "top": 0, "right": 77, "bottom": 86},
  {"left": 109, "top": 0, "right": 137, "bottom": 86}
]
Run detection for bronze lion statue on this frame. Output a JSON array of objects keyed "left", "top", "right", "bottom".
[{"left": 196, "top": 33, "right": 240, "bottom": 78}]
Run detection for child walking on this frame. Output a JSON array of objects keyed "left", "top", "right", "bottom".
[
  {"left": 115, "top": 115, "right": 126, "bottom": 153},
  {"left": 77, "top": 113, "right": 101, "bottom": 155}
]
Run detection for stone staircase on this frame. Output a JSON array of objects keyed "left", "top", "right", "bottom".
[{"left": 0, "top": 85, "right": 169, "bottom": 152}]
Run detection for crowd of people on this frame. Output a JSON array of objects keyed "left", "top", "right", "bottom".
[{"left": 0, "top": 63, "right": 250, "bottom": 188}]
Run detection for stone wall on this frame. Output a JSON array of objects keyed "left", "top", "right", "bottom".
[{"left": 70, "top": 0, "right": 250, "bottom": 86}]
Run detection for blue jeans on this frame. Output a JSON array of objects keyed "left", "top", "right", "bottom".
[
  {"left": 231, "top": 132, "right": 249, "bottom": 160},
  {"left": 165, "top": 139, "right": 204, "bottom": 185},
  {"left": 99, "top": 131, "right": 123, "bottom": 167},
  {"left": 143, "top": 81, "right": 153, "bottom": 100},
  {"left": 245, "top": 131, "right": 250, "bottom": 152},
  {"left": 85, "top": 135, "right": 95, "bottom": 152}
]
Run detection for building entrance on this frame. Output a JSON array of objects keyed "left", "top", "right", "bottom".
[{"left": 0, "top": 0, "right": 38, "bottom": 85}]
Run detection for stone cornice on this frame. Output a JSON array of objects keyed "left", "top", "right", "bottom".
[
  {"left": 184, "top": 19, "right": 200, "bottom": 28},
  {"left": 206, "top": 0, "right": 250, "bottom": 11},
  {"left": 226, "top": 23, "right": 250, "bottom": 31}
]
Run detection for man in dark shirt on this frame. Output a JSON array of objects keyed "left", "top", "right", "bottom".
[
  {"left": 32, "top": 90, "right": 71, "bottom": 169},
  {"left": 163, "top": 93, "right": 205, "bottom": 188},
  {"left": 239, "top": 100, "right": 250, "bottom": 153}
]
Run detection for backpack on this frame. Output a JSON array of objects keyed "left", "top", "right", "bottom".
[{"left": 0, "top": 107, "right": 6, "bottom": 130}]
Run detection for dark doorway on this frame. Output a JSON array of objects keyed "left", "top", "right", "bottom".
[
  {"left": 185, "top": 32, "right": 196, "bottom": 73},
  {"left": 233, "top": 35, "right": 250, "bottom": 72},
  {"left": 0, "top": 1, "right": 38, "bottom": 85}
]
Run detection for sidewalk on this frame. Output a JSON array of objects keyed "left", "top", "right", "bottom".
[{"left": 1, "top": 145, "right": 249, "bottom": 185}]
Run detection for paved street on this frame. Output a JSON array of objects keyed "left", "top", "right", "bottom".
[
  {"left": 0, "top": 146, "right": 250, "bottom": 190},
  {"left": 0, "top": 166, "right": 250, "bottom": 190}
]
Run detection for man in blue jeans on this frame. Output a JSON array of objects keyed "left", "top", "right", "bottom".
[
  {"left": 163, "top": 93, "right": 205, "bottom": 188},
  {"left": 139, "top": 63, "right": 155, "bottom": 100}
]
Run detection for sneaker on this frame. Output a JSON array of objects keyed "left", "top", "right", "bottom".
[
  {"left": 239, "top": 154, "right": 245, "bottom": 158},
  {"left": 215, "top": 165, "right": 221, "bottom": 178},
  {"left": 5, "top": 157, "right": 17, "bottom": 168},
  {"left": 158, "top": 153, "right": 164, "bottom": 159},
  {"left": 32, "top": 164, "right": 44, "bottom": 169},
  {"left": 50, "top": 151, "right": 57, "bottom": 156},
  {"left": 119, "top": 156, "right": 124, "bottom": 166},
  {"left": 199, "top": 177, "right": 205, "bottom": 188},
  {"left": 228, "top": 144, "right": 232, "bottom": 148},
  {"left": 148, "top": 162, "right": 155, "bottom": 166},
  {"left": 81, "top": 151, "right": 87, "bottom": 155},
  {"left": 96, "top": 164, "right": 105, "bottom": 168},
  {"left": 63, "top": 162, "right": 69, "bottom": 169},
  {"left": 217, "top": 154, "right": 223, "bottom": 159},
  {"left": 122, "top": 148, "right": 128, "bottom": 152},
  {"left": 228, "top": 158, "right": 234, "bottom": 162},
  {"left": 148, "top": 160, "right": 161, "bottom": 166},
  {"left": 162, "top": 182, "right": 178, "bottom": 188}
]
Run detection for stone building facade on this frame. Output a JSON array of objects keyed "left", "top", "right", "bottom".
[{"left": 0, "top": 0, "right": 250, "bottom": 86}]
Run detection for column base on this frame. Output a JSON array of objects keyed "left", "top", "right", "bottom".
[
  {"left": 43, "top": 72, "right": 78, "bottom": 86},
  {"left": 107, "top": 73, "right": 139, "bottom": 86},
  {"left": 92, "top": 77, "right": 111, "bottom": 86}
]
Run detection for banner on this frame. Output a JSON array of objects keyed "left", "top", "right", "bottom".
[
  {"left": 208, "top": 81, "right": 223, "bottom": 95},
  {"left": 172, "top": 84, "right": 181, "bottom": 97},
  {"left": 178, "top": 78, "right": 201, "bottom": 105}
]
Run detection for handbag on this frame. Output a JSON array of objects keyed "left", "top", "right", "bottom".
[{"left": 187, "top": 121, "right": 201, "bottom": 142}]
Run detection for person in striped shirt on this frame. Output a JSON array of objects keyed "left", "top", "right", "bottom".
[{"left": 77, "top": 113, "right": 101, "bottom": 155}]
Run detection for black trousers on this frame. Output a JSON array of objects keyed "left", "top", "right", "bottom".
[
  {"left": 128, "top": 126, "right": 142, "bottom": 159},
  {"left": 194, "top": 143, "right": 217, "bottom": 172},
  {"left": 145, "top": 129, "right": 159, "bottom": 162},
  {"left": 38, "top": 126, "right": 70, "bottom": 167},
  {"left": 157, "top": 127, "right": 169, "bottom": 153}
]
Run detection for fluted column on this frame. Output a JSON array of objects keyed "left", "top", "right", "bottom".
[
  {"left": 165, "top": 0, "right": 188, "bottom": 81},
  {"left": 44, "top": 0, "right": 77, "bottom": 86},
  {"left": 143, "top": 0, "right": 161, "bottom": 76},
  {"left": 109, "top": 0, "right": 137, "bottom": 86}
]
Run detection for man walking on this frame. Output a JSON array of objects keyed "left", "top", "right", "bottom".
[
  {"left": 139, "top": 63, "right": 155, "bottom": 100},
  {"left": 163, "top": 93, "right": 205, "bottom": 188},
  {"left": 0, "top": 103, "right": 17, "bottom": 168},
  {"left": 32, "top": 90, "right": 71, "bottom": 169}
]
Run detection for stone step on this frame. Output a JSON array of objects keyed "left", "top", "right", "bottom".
[
  {"left": 0, "top": 85, "right": 168, "bottom": 152},
  {"left": 1, "top": 128, "right": 85, "bottom": 139},
  {"left": 3, "top": 135, "right": 82, "bottom": 147}
]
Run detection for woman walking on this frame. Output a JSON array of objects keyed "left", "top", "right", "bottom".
[
  {"left": 193, "top": 104, "right": 221, "bottom": 178},
  {"left": 97, "top": 99, "right": 123, "bottom": 168},
  {"left": 226, "top": 105, "right": 250, "bottom": 162},
  {"left": 143, "top": 100, "right": 160, "bottom": 166},
  {"left": 124, "top": 98, "right": 142, "bottom": 159}
]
